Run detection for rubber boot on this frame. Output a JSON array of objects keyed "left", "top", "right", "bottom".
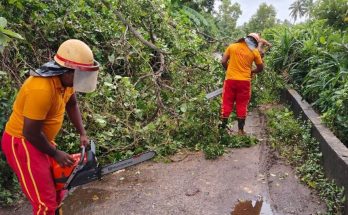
[
  {"left": 218, "top": 118, "right": 228, "bottom": 130},
  {"left": 55, "top": 207, "right": 63, "bottom": 215},
  {"left": 218, "top": 118, "right": 229, "bottom": 144},
  {"left": 237, "top": 118, "right": 246, "bottom": 135}
]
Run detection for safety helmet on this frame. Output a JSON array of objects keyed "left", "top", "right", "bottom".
[
  {"left": 54, "top": 39, "right": 100, "bottom": 93},
  {"left": 54, "top": 39, "right": 99, "bottom": 71},
  {"left": 247, "top": 33, "right": 260, "bottom": 44}
]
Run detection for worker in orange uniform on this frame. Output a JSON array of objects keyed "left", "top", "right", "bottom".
[
  {"left": 219, "top": 33, "right": 264, "bottom": 135},
  {"left": 1, "top": 39, "right": 100, "bottom": 215}
]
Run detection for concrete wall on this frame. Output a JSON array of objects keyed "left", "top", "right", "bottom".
[{"left": 281, "top": 89, "right": 348, "bottom": 213}]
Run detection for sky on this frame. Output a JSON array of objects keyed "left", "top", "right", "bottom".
[{"left": 215, "top": 0, "right": 306, "bottom": 26}]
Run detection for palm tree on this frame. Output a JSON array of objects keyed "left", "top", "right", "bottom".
[{"left": 289, "top": 0, "right": 313, "bottom": 22}]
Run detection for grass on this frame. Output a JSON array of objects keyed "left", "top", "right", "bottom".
[{"left": 265, "top": 106, "right": 345, "bottom": 214}]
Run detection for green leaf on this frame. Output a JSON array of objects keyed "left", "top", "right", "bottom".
[
  {"left": 319, "top": 36, "right": 326, "bottom": 44},
  {"left": 114, "top": 75, "right": 122, "bottom": 80},
  {"left": 0, "top": 28, "right": 24, "bottom": 40},
  {"left": 0, "top": 33, "right": 10, "bottom": 46},
  {"left": 180, "top": 103, "right": 187, "bottom": 113},
  {"left": 0, "top": 17, "right": 7, "bottom": 28},
  {"left": 108, "top": 53, "right": 115, "bottom": 63},
  {"left": 307, "top": 180, "right": 317, "bottom": 188},
  {"left": 95, "top": 117, "right": 107, "bottom": 127}
]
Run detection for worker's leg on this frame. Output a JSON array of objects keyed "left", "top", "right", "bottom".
[
  {"left": 220, "top": 79, "right": 236, "bottom": 128},
  {"left": 1, "top": 132, "right": 59, "bottom": 215},
  {"left": 235, "top": 81, "right": 251, "bottom": 134}
]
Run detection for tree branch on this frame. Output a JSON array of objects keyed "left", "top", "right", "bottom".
[{"left": 101, "top": 1, "right": 168, "bottom": 54}]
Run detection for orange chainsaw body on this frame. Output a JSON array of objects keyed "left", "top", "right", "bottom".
[{"left": 51, "top": 153, "right": 86, "bottom": 190}]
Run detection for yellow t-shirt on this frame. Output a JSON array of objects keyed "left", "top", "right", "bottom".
[
  {"left": 5, "top": 76, "right": 74, "bottom": 141},
  {"left": 224, "top": 41, "right": 263, "bottom": 81}
]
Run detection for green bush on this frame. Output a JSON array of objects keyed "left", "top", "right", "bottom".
[
  {"left": 266, "top": 107, "right": 345, "bottom": 214},
  {"left": 265, "top": 21, "right": 348, "bottom": 146},
  {"left": 312, "top": 0, "right": 348, "bottom": 30},
  {"left": 0, "top": 73, "right": 19, "bottom": 205},
  {"left": 203, "top": 143, "right": 225, "bottom": 160},
  {"left": 0, "top": 153, "right": 20, "bottom": 205}
]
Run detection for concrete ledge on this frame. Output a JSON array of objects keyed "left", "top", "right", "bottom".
[{"left": 281, "top": 89, "right": 348, "bottom": 213}]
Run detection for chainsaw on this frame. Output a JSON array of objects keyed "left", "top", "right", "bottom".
[
  {"left": 206, "top": 88, "right": 222, "bottom": 99},
  {"left": 52, "top": 140, "right": 156, "bottom": 191}
]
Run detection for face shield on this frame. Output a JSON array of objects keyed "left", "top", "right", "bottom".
[
  {"left": 245, "top": 37, "right": 258, "bottom": 50},
  {"left": 54, "top": 52, "right": 100, "bottom": 93},
  {"left": 72, "top": 60, "right": 100, "bottom": 93}
]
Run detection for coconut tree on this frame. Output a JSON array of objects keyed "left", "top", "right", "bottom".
[{"left": 289, "top": 0, "right": 313, "bottom": 22}]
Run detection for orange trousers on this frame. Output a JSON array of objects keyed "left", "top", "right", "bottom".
[
  {"left": 221, "top": 79, "right": 251, "bottom": 119},
  {"left": 1, "top": 131, "right": 64, "bottom": 215}
]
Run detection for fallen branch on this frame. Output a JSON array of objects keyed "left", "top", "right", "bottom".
[{"left": 101, "top": 1, "right": 168, "bottom": 54}]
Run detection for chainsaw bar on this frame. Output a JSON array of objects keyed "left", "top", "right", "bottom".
[
  {"left": 206, "top": 88, "right": 222, "bottom": 99},
  {"left": 66, "top": 150, "right": 156, "bottom": 189},
  {"left": 101, "top": 151, "right": 155, "bottom": 175}
]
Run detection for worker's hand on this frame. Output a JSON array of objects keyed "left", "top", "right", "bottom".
[
  {"left": 80, "top": 134, "right": 89, "bottom": 147},
  {"left": 54, "top": 150, "right": 74, "bottom": 167}
]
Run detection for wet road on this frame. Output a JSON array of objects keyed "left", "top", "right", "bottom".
[{"left": 0, "top": 109, "right": 326, "bottom": 215}]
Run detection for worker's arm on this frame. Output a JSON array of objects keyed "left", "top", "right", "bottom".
[
  {"left": 252, "top": 50, "right": 264, "bottom": 75},
  {"left": 65, "top": 93, "right": 89, "bottom": 147},
  {"left": 260, "top": 38, "right": 272, "bottom": 47},
  {"left": 252, "top": 63, "right": 264, "bottom": 75},
  {"left": 23, "top": 118, "right": 74, "bottom": 167},
  {"left": 221, "top": 53, "right": 229, "bottom": 70}
]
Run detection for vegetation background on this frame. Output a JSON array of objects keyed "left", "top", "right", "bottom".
[{"left": 0, "top": 0, "right": 347, "bottom": 212}]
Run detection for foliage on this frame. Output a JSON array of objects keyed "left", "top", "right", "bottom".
[
  {"left": 250, "top": 67, "right": 284, "bottom": 106},
  {"left": 243, "top": 3, "right": 277, "bottom": 34},
  {"left": 312, "top": 0, "right": 348, "bottom": 29},
  {"left": 216, "top": 0, "right": 242, "bottom": 39},
  {"left": 2, "top": 0, "right": 343, "bottom": 208},
  {"left": 266, "top": 107, "right": 345, "bottom": 214},
  {"left": 289, "top": 0, "right": 314, "bottom": 22},
  {"left": 203, "top": 143, "right": 224, "bottom": 159},
  {"left": 223, "top": 134, "right": 258, "bottom": 148},
  {"left": 265, "top": 20, "right": 348, "bottom": 146},
  {"left": 0, "top": 75, "right": 19, "bottom": 205},
  {"left": 171, "top": 0, "right": 215, "bottom": 13},
  {"left": 203, "top": 133, "right": 258, "bottom": 159},
  {"left": 0, "top": 73, "right": 17, "bottom": 133},
  {"left": 0, "top": 17, "right": 23, "bottom": 53},
  {"left": 0, "top": 154, "right": 20, "bottom": 205},
  {"left": 0, "top": 30, "right": 21, "bottom": 207}
]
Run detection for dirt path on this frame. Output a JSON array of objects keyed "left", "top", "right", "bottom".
[{"left": 0, "top": 109, "right": 326, "bottom": 215}]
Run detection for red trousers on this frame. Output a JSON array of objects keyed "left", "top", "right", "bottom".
[
  {"left": 1, "top": 131, "right": 64, "bottom": 215},
  {"left": 221, "top": 79, "right": 251, "bottom": 119}
]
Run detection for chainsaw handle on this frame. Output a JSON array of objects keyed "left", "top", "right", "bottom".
[
  {"left": 78, "top": 146, "right": 86, "bottom": 165},
  {"left": 90, "top": 140, "right": 96, "bottom": 154}
]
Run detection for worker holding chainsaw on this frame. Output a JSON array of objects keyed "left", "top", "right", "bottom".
[
  {"left": 1, "top": 39, "right": 100, "bottom": 215},
  {"left": 219, "top": 33, "right": 264, "bottom": 135}
]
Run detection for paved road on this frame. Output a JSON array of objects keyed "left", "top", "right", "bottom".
[{"left": 0, "top": 109, "right": 326, "bottom": 215}]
